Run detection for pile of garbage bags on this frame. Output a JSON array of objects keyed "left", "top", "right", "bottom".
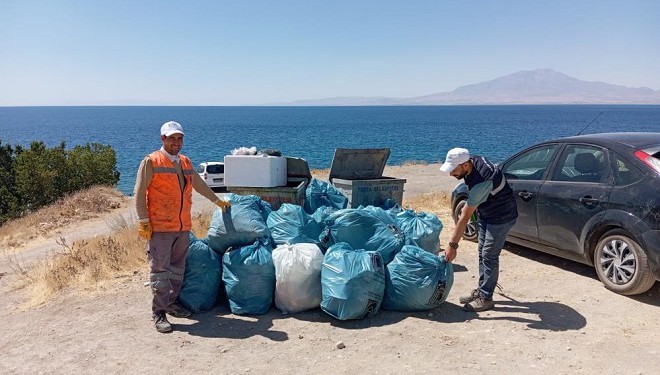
[{"left": 177, "top": 178, "right": 452, "bottom": 320}]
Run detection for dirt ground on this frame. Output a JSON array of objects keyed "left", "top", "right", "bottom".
[{"left": 1, "top": 164, "right": 658, "bottom": 375}]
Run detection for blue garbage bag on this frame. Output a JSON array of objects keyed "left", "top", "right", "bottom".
[
  {"left": 304, "top": 178, "right": 348, "bottom": 214},
  {"left": 393, "top": 210, "right": 443, "bottom": 254},
  {"left": 267, "top": 203, "right": 322, "bottom": 245},
  {"left": 206, "top": 194, "right": 272, "bottom": 254},
  {"left": 320, "top": 243, "right": 385, "bottom": 320},
  {"left": 222, "top": 238, "right": 275, "bottom": 315},
  {"left": 357, "top": 205, "right": 397, "bottom": 225},
  {"left": 178, "top": 233, "right": 222, "bottom": 313},
  {"left": 311, "top": 206, "right": 338, "bottom": 230},
  {"left": 381, "top": 199, "right": 400, "bottom": 210},
  {"left": 382, "top": 245, "right": 454, "bottom": 311},
  {"left": 319, "top": 209, "right": 405, "bottom": 264}
]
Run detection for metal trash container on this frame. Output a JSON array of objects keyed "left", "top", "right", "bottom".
[
  {"left": 227, "top": 157, "right": 311, "bottom": 210},
  {"left": 329, "top": 148, "right": 406, "bottom": 208}
]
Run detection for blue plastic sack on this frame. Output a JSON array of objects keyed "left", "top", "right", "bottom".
[
  {"left": 320, "top": 243, "right": 385, "bottom": 320},
  {"left": 382, "top": 245, "right": 454, "bottom": 311},
  {"left": 381, "top": 199, "right": 400, "bottom": 210},
  {"left": 267, "top": 203, "right": 322, "bottom": 245},
  {"left": 222, "top": 238, "right": 275, "bottom": 315},
  {"left": 206, "top": 194, "right": 272, "bottom": 254},
  {"left": 357, "top": 205, "right": 397, "bottom": 225},
  {"left": 393, "top": 210, "right": 443, "bottom": 254},
  {"left": 311, "top": 206, "right": 338, "bottom": 230},
  {"left": 178, "top": 234, "right": 222, "bottom": 313},
  {"left": 304, "top": 178, "right": 348, "bottom": 214},
  {"left": 319, "top": 209, "right": 405, "bottom": 264}
]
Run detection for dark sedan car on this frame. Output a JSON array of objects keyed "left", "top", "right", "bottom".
[{"left": 452, "top": 132, "right": 660, "bottom": 295}]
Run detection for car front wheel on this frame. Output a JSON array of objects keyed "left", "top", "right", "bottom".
[
  {"left": 594, "top": 229, "right": 656, "bottom": 295},
  {"left": 452, "top": 198, "right": 478, "bottom": 242}
]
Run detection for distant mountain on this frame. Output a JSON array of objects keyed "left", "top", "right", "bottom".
[{"left": 280, "top": 69, "right": 660, "bottom": 105}]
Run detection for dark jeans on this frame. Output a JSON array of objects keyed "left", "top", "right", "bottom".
[
  {"left": 477, "top": 218, "right": 516, "bottom": 300},
  {"left": 147, "top": 232, "right": 190, "bottom": 315}
]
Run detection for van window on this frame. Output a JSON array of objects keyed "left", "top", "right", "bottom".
[
  {"left": 196, "top": 164, "right": 205, "bottom": 173},
  {"left": 206, "top": 164, "right": 224, "bottom": 174}
]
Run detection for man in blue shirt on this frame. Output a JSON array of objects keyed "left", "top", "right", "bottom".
[{"left": 440, "top": 148, "right": 518, "bottom": 312}]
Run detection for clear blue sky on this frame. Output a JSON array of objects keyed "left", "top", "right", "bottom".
[{"left": 1, "top": 0, "right": 658, "bottom": 105}]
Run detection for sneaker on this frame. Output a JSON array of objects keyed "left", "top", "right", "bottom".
[
  {"left": 463, "top": 295, "right": 495, "bottom": 312},
  {"left": 153, "top": 313, "right": 172, "bottom": 333},
  {"left": 166, "top": 302, "right": 192, "bottom": 318},
  {"left": 459, "top": 289, "right": 480, "bottom": 304}
]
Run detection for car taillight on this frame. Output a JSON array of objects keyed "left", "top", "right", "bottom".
[
  {"left": 634, "top": 150, "right": 660, "bottom": 175},
  {"left": 203, "top": 173, "right": 208, "bottom": 179}
]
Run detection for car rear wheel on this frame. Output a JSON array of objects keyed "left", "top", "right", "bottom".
[
  {"left": 594, "top": 229, "right": 656, "bottom": 295},
  {"left": 452, "top": 198, "right": 478, "bottom": 242}
]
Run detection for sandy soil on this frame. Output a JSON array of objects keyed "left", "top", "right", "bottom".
[{"left": 1, "top": 163, "right": 658, "bottom": 375}]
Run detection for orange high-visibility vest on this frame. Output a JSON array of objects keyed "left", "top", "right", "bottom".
[{"left": 146, "top": 151, "right": 194, "bottom": 232}]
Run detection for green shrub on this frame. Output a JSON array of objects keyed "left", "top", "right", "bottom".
[{"left": 0, "top": 140, "right": 120, "bottom": 225}]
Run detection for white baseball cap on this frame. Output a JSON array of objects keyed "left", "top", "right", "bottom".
[
  {"left": 160, "top": 121, "right": 184, "bottom": 137},
  {"left": 440, "top": 147, "right": 470, "bottom": 172}
]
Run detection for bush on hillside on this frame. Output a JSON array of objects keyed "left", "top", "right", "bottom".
[{"left": 0, "top": 140, "right": 120, "bottom": 225}]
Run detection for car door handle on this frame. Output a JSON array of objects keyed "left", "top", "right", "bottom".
[
  {"left": 579, "top": 196, "right": 600, "bottom": 206},
  {"left": 518, "top": 191, "right": 534, "bottom": 201}
]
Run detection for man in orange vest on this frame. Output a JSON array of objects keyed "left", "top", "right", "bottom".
[{"left": 134, "top": 121, "right": 230, "bottom": 333}]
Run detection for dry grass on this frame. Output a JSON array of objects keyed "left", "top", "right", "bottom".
[
  {"left": 0, "top": 186, "right": 126, "bottom": 251},
  {"left": 22, "top": 232, "right": 145, "bottom": 306},
  {"left": 310, "top": 168, "right": 329, "bottom": 176},
  {"left": 401, "top": 160, "right": 430, "bottom": 166},
  {"left": 403, "top": 191, "right": 451, "bottom": 213},
  {"left": 190, "top": 207, "right": 214, "bottom": 239},
  {"left": 19, "top": 212, "right": 215, "bottom": 307}
]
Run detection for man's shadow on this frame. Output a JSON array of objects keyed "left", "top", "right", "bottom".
[
  {"left": 174, "top": 305, "right": 289, "bottom": 341},
  {"left": 463, "top": 292, "right": 587, "bottom": 331}
]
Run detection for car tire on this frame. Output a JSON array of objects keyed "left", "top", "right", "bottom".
[
  {"left": 452, "top": 197, "right": 478, "bottom": 242},
  {"left": 593, "top": 229, "right": 656, "bottom": 295}
]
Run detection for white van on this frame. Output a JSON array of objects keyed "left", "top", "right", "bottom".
[{"left": 196, "top": 162, "right": 225, "bottom": 189}]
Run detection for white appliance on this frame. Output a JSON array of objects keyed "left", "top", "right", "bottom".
[{"left": 223, "top": 155, "right": 288, "bottom": 187}]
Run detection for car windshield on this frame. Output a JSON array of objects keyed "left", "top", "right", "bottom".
[{"left": 206, "top": 164, "right": 224, "bottom": 174}]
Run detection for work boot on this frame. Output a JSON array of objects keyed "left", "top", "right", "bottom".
[
  {"left": 459, "top": 289, "right": 480, "bottom": 304},
  {"left": 166, "top": 302, "right": 192, "bottom": 318},
  {"left": 463, "top": 295, "right": 495, "bottom": 312},
  {"left": 153, "top": 313, "right": 172, "bottom": 333}
]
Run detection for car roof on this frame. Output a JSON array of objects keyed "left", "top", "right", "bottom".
[
  {"left": 200, "top": 161, "right": 224, "bottom": 165},
  {"left": 541, "top": 132, "right": 660, "bottom": 149}
]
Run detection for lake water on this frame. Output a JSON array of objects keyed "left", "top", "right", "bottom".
[{"left": 1, "top": 105, "right": 658, "bottom": 194}]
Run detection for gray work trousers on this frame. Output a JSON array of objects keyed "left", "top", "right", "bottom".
[{"left": 147, "top": 231, "right": 190, "bottom": 316}]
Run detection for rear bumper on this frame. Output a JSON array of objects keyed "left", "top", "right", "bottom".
[{"left": 202, "top": 178, "right": 224, "bottom": 188}]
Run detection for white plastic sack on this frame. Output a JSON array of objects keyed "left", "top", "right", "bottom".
[
  {"left": 272, "top": 243, "right": 325, "bottom": 314},
  {"left": 231, "top": 146, "right": 258, "bottom": 155}
]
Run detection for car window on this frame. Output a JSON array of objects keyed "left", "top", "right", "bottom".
[
  {"left": 551, "top": 145, "right": 606, "bottom": 183},
  {"left": 610, "top": 151, "right": 643, "bottom": 186},
  {"left": 196, "top": 164, "right": 205, "bottom": 173},
  {"left": 206, "top": 164, "right": 224, "bottom": 174},
  {"left": 502, "top": 144, "right": 558, "bottom": 180}
]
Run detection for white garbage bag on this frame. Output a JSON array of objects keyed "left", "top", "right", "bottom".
[{"left": 272, "top": 243, "right": 324, "bottom": 314}]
